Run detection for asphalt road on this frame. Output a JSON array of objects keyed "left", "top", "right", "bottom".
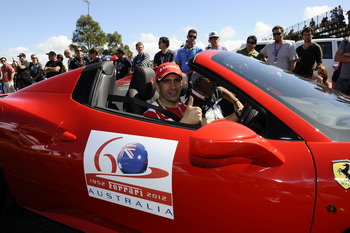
[{"left": 0, "top": 205, "right": 83, "bottom": 233}]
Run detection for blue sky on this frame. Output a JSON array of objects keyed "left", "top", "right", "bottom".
[{"left": 1, "top": 0, "right": 349, "bottom": 64}]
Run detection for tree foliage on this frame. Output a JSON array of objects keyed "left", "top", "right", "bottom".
[
  {"left": 72, "top": 15, "right": 107, "bottom": 51},
  {"left": 71, "top": 15, "right": 132, "bottom": 57},
  {"left": 103, "top": 32, "right": 132, "bottom": 57}
]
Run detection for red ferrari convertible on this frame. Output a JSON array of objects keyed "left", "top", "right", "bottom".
[{"left": 0, "top": 50, "right": 350, "bottom": 233}]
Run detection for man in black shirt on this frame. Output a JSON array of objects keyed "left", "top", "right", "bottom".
[
  {"left": 69, "top": 46, "right": 88, "bottom": 70},
  {"left": 44, "top": 51, "right": 63, "bottom": 78},
  {"left": 114, "top": 48, "right": 132, "bottom": 79},
  {"left": 153, "top": 37, "right": 175, "bottom": 67},
  {"left": 294, "top": 27, "right": 322, "bottom": 77}
]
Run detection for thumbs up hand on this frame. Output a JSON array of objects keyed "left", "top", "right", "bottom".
[{"left": 180, "top": 96, "right": 202, "bottom": 125}]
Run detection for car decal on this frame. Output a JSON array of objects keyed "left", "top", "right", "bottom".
[
  {"left": 84, "top": 130, "right": 178, "bottom": 219},
  {"left": 332, "top": 159, "right": 350, "bottom": 190}
]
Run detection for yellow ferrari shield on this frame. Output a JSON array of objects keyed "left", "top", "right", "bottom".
[{"left": 333, "top": 160, "right": 350, "bottom": 190}]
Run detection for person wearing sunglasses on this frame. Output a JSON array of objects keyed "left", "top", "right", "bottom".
[
  {"left": 237, "top": 35, "right": 265, "bottom": 61},
  {"left": 206, "top": 31, "right": 228, "bottom": 51},
  {"left": 187, "top": 72, "right": 244, "bottom": 125},
  {"left": 0, "top": 57, "right": 15, "bottom": 93},
  {"left": 175, "top": 29, "right": 203, "bottom": 78},
  {"left": 69, "top": 46, "right": 88, "bottom": 70},
  {"left": 260, "top": 25, "right": 298, "bottom": 71},
  {"left": 29, "top": 54, "right": 44, "bottom": 83}
]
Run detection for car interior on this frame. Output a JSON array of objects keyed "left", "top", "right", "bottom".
[{"left": 71, "top": 61, "right": 301, "bottom": 141}]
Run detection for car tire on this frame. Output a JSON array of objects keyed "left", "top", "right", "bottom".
[{"left": 0, "top": 170, "right": 14, "bottom": 213}]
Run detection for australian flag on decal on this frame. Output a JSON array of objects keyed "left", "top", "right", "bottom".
[{"left": 117, "top": 142, "right": 148, "bottom": 174}]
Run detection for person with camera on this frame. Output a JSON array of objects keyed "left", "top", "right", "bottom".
[{"left": 12, "top": 53, "right": 31, "bottom": 90}]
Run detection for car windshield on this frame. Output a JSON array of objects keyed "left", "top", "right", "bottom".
[{"left": 212, "top": 52, "right": 350, "bottom": 142}]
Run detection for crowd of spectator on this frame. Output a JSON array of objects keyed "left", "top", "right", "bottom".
[{"left": 1, "top": 10, "right": 350, "bottom": 96}]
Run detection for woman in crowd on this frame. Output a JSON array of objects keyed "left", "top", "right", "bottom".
[{"left": 311, "top": 65, "right": 332, "bottom": 88}]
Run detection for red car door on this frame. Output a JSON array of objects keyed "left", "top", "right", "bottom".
[
  {"left": 54, "top": 105, "right": 316, "bottom": 233},
  {"left": 307, "top": 142, "right": 350, "bottom": 233}
]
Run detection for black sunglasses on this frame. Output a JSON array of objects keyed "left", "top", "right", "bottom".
[
  {"left": 188, "top": 35, "right": 197, "bottom": 39},
  {"left": 273, "top": 32, "right": 282, "bottom": 36},
  {"left": 247, "top": 41, "right": 256, "bottom": 44}
]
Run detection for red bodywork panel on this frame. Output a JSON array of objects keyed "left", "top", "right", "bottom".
[{"left": 0, "top": 54, "right": 349, "bottom": 232}]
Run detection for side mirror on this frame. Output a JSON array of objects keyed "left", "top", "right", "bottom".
[{"left": 190, "top": 121, "right": 285, "bottom": 167}]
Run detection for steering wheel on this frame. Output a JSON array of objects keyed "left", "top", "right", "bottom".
[{"left": 238, "top": 104, "right": 252, "bottom": 125}]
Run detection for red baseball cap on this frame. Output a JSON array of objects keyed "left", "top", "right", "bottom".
[{"left": 156, "top": 62, "right": 183, "bottom": 82}]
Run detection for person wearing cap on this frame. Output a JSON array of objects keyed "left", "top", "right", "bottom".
[
  {"left": 114, "top": 48, "right": 132, "bottom": 79},
  {"left": 175, "top": 29, "right": 203, "bottom": 78},
  {"left": 0, "top": 57, "right": 15, "bottom": 93},
  {"left": 153, "top": 37, "right": 175, "bottom": 67},
  {"left": 236, "top": 35, "right": 265, "bottom": 61},
  {"left": 12, "top": 53, "right": 31, "bottom": 89},
  {"left": 206, "top": 31, "right": 228, "bottom": 51},
  {"left": 69, "top": 46, "right": 88, "bottom": 70},
  {"left": 44, "top": 51, "right": 63, "bottom": 78},
  {"left": 143, "top": 62, "right": 202, "bottom": 124},
  {"left": 87, "top": 48, "right": 102, "bottom": 65},
  {"left": 188, "top": 72, "right": 244, "bottom": 125}
]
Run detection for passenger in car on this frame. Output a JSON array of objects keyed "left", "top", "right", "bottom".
[
  {"left": 143, "top": 62, "right": 202, "bottom": 124},
  {"left": 188, "top": 72, "right": 244, "bottom": 125}
]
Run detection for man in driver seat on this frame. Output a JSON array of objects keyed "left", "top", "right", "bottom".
[
  {"left": 143, "top": 62, "right": 202, "bottom": 124},
  {"left": 188, "top": 72, "right": 244, "bottom": 125}
]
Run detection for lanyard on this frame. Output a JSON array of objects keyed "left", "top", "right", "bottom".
[{"left": 273, "top": 42, "right": 283, "bottom": 57}]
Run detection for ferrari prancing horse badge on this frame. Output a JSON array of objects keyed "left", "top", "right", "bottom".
[{"left": 333, "top": 160, "right": 350, "bottom": 190}]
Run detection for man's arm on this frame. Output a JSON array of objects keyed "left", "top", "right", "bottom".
[
  {"left": 44, "top": 66, "right": 60, "bottom": 73},
  {"left": 335, "top": 48, "right": 350, "bottom": 62},
  {"left": 218, "top": 86, "right": 244, "bottom": 109},
  {"left": 289, "top": 60, "right": 297, "bottom": 72}
]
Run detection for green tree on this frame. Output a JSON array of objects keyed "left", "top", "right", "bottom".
[
  {"left": 103, "top": 32, "right": 133, "bottom": 57},
  {"left": 72, "top": 15, "right": 107, "bottom": 51}
]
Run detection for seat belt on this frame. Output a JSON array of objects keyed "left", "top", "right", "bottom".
[{"left": 107, "top": 94, "right": 182, "bottom": 122}]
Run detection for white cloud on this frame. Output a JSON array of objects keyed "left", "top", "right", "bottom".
[
  {"left": 0, "top": 47, "right": 31, "bottom": 62},
  {"left": 219, "top": 26, "right": 236, "bottom": 39},
  {"left": 35, "top": 35, "right": 72, "bottom": 53},
  {"left": 303, "top": 6, "right": 332, "bottom": 20},
  {"left": 254, "top": 21, "right": 272, "bottom": 40},
  {"left": 221, "top": 40, "right": 246, "bottom": 52},
  {"left": 34, "top": 35, "right": 72, "bottom": 63}
]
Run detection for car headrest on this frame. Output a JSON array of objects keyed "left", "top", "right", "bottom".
[{"left": 128, "top": 66, "right": 156, "bottom": 100}]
